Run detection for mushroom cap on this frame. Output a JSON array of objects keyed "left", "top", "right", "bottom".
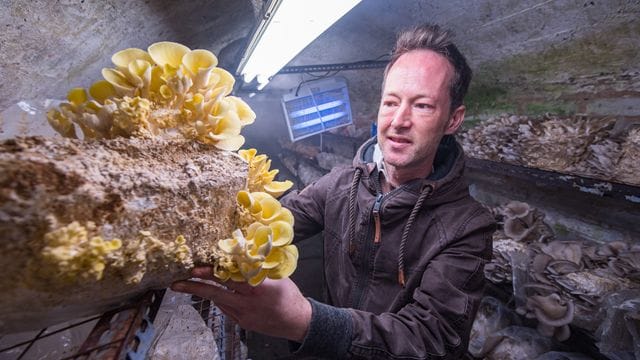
[
  {"left": 527, "top": 293, "right": 575, "bottom": 327},
  {"left": 504, "top": 217, "right": 536, "bottom": 242}
]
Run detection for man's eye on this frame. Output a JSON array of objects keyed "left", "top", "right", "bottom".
[
  {"left": 415, "top": 103, "right": 433, "bottom": 110},
  {"left": 383, "top": 101, "right": 398, "bottom": 107}
]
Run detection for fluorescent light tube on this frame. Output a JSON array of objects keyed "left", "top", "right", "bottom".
[{"left": 238, "top": 0, "right": 361, "bottom": 88}]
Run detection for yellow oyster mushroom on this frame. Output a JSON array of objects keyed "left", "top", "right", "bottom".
[
  {"left": 110, "top": 96, "right": 154, "bottom": 137},
  {"left": 102, "top": 68, "right": 136, "bottom": 96},
  {"left": 214, "top": 267, "right": 231, "bottom": 281},
  {"left": 262, "top": 158, "right": 274, "bottom": 173},
  {"left": 48, "top": 88, "right": 109, "bottom": 139},
  {"left": 257, "top": 196, "right": 294, "bottom": 225},
  {"left": 227, "top": 96, "right": 256, "bottom": 126},
  {"left": 239, "top": 149, "right": 293, "bottom": 197},
  {"left": 218, "top": 229, "right": 247, "bottom": 255},
  {"left": 78, "top": 100, "right": 118, "bottom": 138},
  {"left": 246, "top": 191, "right": 273, "bottom": 203},
  {"left": 126, "top": 59, "right": 153, "bottom": 88},
  {"left": 238, "top": 261, "right": 263, "bottom": 280},
  {"left": 208, "top": 95, "right": 235, "bottom": 118},
  {"left": 195, "top": 111, "right": 245, "bottom": 151},
  {"left": 244, "top": 221, "right": 264, "bottom": 238},
  {"left": 237, "top": 191, "right": 293, "bottom": 225},
  {"left": 247, "top": 223, "right": 272, "bottom": 260},
  {"left": 237, "top": 191, "right": 278, "bottom": 227},
  {"left": 148, "top": 66, "right": 165, "bottom": 97},
  {"left": 105, "top": 238, "right": 123, "bottom": 251},
  {"left": 172, "top": 235, "right": 192, "bottom": 263},
  {"left": 214, "top": 253, "right": 247, "bottom": 283},
  {"left": 182, "top": 49, "right": 219, "bottom": 89},
  {"left": 269, "top": 220, "right": 294, "bottom": 247},
  {"left": 263, "top": 180, "right": 294, "bottom": 198},
  {"left": 159, "top": 84, "right": 173, "bottom": 99},
  {"left": 148, "top": 41, "right": 191, "bottom": 69},
  {"left": 67, "top": 87, "right": 88, "bottom": 106},
  {"left": 47, "top": 109, "right": 77, "bottom": 138},
  {"left": 111, "top": 47, "right": 153, "bottom": 69},
  {"left": 248, "top": 270, "right": 269, "bottom": 286},
  {"left": 237, "top": 190, "right": 263, "bottom": 214},
  {"left": 183, "top": 93, "right": 206, "bottom": 119},
  {"left": 204, "top": 67, "right": 235, "bottom": 100},
  {"left": 262, "top": 246, "right": 287, "bottom": 270},
  {"left": 35, "top": 221, "right": 123, "bottom": 283},
  {"left": 89, "top": 80, "right": 117, "bottom": 103},
  {"left": 267, "top": 245, "right": 298, "bottom": 279},
  {"left": 211, "top": 96, "right": 255, "bottom": 127},
  {"left": 182, "top": 49, "right": 218, "bottom": 74},
  {"left": 214, "top": 255, "right": 237, "bottom": 281},
  {"left": 217, "top": 265, "right": 248, "bottom": 283},
  {"left": 48, "top": 40, "right": 262, "bottom": 146},
  {"left": 239, "top": 148, "right": 258, "bottom": 162}
]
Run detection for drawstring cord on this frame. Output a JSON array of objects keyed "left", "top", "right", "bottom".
[
  {"left": 397, "top": 184, "right": 433, "bottom": 287},
  {"left": 347, "top": 167, "right": 363, "bottom": 256}
]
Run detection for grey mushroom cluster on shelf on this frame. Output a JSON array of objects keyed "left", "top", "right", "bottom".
[
  {"left": 483, "top": 201, "right": 640, "bottom": 341},
  {"left": 458, "top": 114, "right": 640, "bottom": 186}
]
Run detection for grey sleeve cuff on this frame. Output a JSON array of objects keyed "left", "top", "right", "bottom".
[{"left": 289, "top": 298, "right": 353, "bottom": 359}]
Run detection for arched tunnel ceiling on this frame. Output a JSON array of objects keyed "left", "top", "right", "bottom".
[
  {"left": 1, "top": 0, "right": 639, "bottom": 113},
  {"left": 0, "top": 0, "right": 260, "bottom": 112},
  {"left": 266, "top": 0, "right": 639, "bottom": 92}
]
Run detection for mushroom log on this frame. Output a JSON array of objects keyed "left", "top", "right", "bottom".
[{"left": 0, "top": 136, "right": 246, "bottom": 333}]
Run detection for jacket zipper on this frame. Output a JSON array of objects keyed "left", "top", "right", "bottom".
[
  {"left": 349, "top": 203, "right": 374, "bottom": 309},
  {"left": 350, "top": 183, "right": 415, "bottom": 308},
  {"left": 351, "top": 190, "right": 386, "bottom": 308}
]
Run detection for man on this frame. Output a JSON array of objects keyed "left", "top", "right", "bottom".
[{"left": 172, "top": 24, "right": 495, "bottom": 359}]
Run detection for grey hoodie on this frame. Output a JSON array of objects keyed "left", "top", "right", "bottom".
[{"left": 281, "top": 135, "right": 495, "bottom": 359}]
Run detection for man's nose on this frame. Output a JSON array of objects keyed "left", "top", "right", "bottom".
[{"left": 390, "top": 103, "right": 411, "bottom": 128}]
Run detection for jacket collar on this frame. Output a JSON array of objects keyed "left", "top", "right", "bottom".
[{"left": 354, "top": 135, "right": 468, "bottom": 203}]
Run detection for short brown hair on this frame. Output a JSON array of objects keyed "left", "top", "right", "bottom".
[{"left": 383, "top": 24, "right": 472, "bottom": 112}]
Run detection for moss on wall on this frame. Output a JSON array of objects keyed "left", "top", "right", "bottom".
[
  {"left": 465, "top": 84, "right": 516, "bottom": 117},
  {"left": 525, "top": 102, "right": 576, "bottom": 116},
  {"left": 469, "top": 21, "right": 640, "bottom": 117}
]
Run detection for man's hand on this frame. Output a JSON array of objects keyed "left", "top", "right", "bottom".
[{"left": 171, "top": 267, "right": 312, "bottom": 343}]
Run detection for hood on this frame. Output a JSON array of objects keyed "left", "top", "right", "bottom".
[{"left": 353, "top": 135, "right": 467, "bottom": 200}]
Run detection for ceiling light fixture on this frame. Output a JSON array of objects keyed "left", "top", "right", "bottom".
[{"left": 236, "top": 0, "right": 362, "bottom": 90}]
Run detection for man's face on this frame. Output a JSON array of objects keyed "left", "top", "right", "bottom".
[{"left": 377, "top": 50, "right": 464, "bottom": 177}]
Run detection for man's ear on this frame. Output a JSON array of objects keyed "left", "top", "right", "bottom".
[{"left": 444, "top": 105, "right": 466, "bottom": 135}]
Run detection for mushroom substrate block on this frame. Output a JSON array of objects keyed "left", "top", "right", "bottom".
[{"left": 0, "top": 136, "right": 246, "bottom": 333}]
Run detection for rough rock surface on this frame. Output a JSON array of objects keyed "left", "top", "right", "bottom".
[{"left": 0, "top": 136, "right": 246, "bottom": 333}]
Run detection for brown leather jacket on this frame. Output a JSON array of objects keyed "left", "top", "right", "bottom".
[{"left": 282, "top": 136, "right": 495, "bottom": 359}]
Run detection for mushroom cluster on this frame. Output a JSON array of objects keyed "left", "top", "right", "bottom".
[
  {"left": 484, "top": 201, "right": 552, "bottom": 284},
  {"left": 211, "top": 149, "right": 296, "bottom": 286},
  {"left": 458, "top": 114, "right": 640, "bottom": 186},
  {"left": 33, "top": 220, "right": 123, "bottom": 285},
  {"left": 46, "top": 43, "right": 298, "bottom": 287},
  {"left": 469, "top": 297, "right": 601, "bottom": 359},
  {"left": 615, "top": 127, "right": 640, "bottom": 185},
  {"left": 47, "top": 41, "right": 255, "bottom": 151},
  {"left": 485, "top": 201, "right": 640, "bottom": 341},
  {"left": 239, "top": 148, "right": 293, "bottom": 197},
  {"left": 214, "top": 189, "right": 297, "bottom": 286}
]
